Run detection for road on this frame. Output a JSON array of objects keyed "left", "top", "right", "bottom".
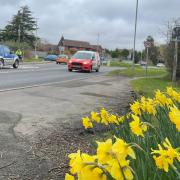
[
  {"left": 0, "top": 62, "right": 131, "bottom": 179},
  {"left": 0, "top": 63, "right": 119, "bottom": 91}
]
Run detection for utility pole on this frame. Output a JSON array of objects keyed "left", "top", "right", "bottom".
[
  {"left": 172, "top": 22, "right": 180, "bottom": 82},
  {"left": 18, "top": 10, "right": 22, "bottom": 48},
  {"left": 132, "top": 0, "right": 139, "bottom": 69},
  {"left": 172, "top": 37, "right": 178, "bottom": 82},
  {"left": 97, "top": 33, "right": 100, "bottom": 53},
  {"left": 34, "top": 18, "right": 38, "bottom": 59}
]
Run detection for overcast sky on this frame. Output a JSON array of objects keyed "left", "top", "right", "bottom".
[{"left": 0, "top": 0, "right": 179, "bottom": 49}]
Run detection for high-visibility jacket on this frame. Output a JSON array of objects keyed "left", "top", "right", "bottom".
[{"left": 16, "top": 49, "right": 22, "bottom": 56}]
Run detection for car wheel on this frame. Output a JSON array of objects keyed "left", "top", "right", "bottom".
[
  {"left": 13, "top": 60, "right": 19, "bottom": 68},
  {"left": 0, "top": 60, "right": 4, "bottom": 69},
  {"left": 68, "top": 69, "right": 72, "bottom": 72},
  {"left": 96, "top": 66, "right": 100, "bottom": 72},
  {"left": 88, "top": 66, "right": 92, "bottom": 73}
]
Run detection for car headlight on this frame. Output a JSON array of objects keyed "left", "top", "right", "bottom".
[{"left": 83, "top": 61, "right": 89, "bottom": 65}]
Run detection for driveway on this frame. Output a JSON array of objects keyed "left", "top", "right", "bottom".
[{"left": 0, "top": 64, "right": 131, "bottom": 179}]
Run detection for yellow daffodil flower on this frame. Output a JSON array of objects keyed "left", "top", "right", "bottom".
[
  {"left": 155, "top": 90, "right": 168, "bottom": 106},
  {"left": 100, "top": 108, "right": 109, "bottom": 126},
  {"left": 108, "top": 158, "right": 133, "bottom": 180},
  {"left": 82, "top": 116, "right": 93, "bottom": 129},
  {"left": 96, "top": 139, "right": 113, "bottom": 164},
  {"left": 91, "top": 111, "right": 101, "bottom": 123},
  {"left": 130, "top": 101, "right": 141, "bottom": 116},
  {"left": 169, "top": 106, "right": 180, "bottom": 131},
  {"left": 151, "top": 138, "right": 180, "bottom": 172},
  {"left": 129, "top": 115, "right": 148, "bottom": 137},
  {"left": 78, "top": 167, "right": 106, "bottom": 180},
  {"left": 108, "top": 114, "right": 119, "bottom": 124},
  {"left": 167, "top": 87, "right": 180, "bottom": 103},
  {"left": 112, "top": 137, "right": 136, "bottom": 160},
  {"left": 65, "top": 173, "right": 75, "bottom": 180}
]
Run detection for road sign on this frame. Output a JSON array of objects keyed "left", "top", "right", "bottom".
[
  {"left": 172, "top": 26, "right": 180, "bottom": 41},
  {"left": 59, "top": 46, "right": 65, "bottom": 52},
  {"left": 144, "top": 41, "right": 152, "bottom": 48}
]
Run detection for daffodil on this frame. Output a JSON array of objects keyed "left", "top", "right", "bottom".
[
  {"left": 151, "top": 138, "right": 180, "bottom": 172},
  {"left": 163, "top": 138, "right": 180, "bottom": 162},
  {"left": 129, "top": 115, "right": 148, "bottom": 137},
  {"left": 65, "top": 173, "right": 75, "bottom": 180},
  {"left": 68, "top": 150, "right": 84, "bottom": 174},
  {"left": 118, "top": 115, "right": 125, "bottom": 123},
  {"left": 108, "top": 158, "right": 133, "bottom": 180},
  {"left": 100, "top": 108, "right": 109, "bottom": 126},
  {"left": 130, "top": 101, "right": 141, "bottom": 116},
  {"left": 112, "top": 137, "right": 136, "bottom": 160},
  {"left": 91, "top": 111, "right": 101, "bottom": 123},
  {"left": 82, "top": 116, "right": 93, "bottom": 129},
  {"left": 146, "top": 98, "right": 157, "bottom": 115},
  {"left": 96, "top": 139, "right": 113, "bottom": 164},
  {"left": 108, "top": 114, "right": 119, "bottom": 124},
  {"left": 169, "top": 106, "right": 180, "bottom": 131},
  {"left": 78, "top": 167, "right": 106, "bottom": 180},
  {"left": 155, "top": 90, "right": 168, "bottom": 106},
  {"left": 167, "top": 87, "right": 180, "bottom": 103}
]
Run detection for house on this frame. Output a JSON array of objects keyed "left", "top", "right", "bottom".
[{"left": 57, "top": 36, "right": 102, "bottom": 54}]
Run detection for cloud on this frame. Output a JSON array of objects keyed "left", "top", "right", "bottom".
[{"left": 0, "top": 0, "right": 179, "bottom": 49}]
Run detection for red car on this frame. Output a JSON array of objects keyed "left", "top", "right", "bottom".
[
  {"left": 56, "top": 54, "right": 69, "bottom": 64},
  {"left": 68, "top": 51, "right": 100, "bottom": 72}
]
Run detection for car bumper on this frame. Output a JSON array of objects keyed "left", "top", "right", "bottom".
[{"left": 68, "top": 64, "right": 91, "bottom": 71}]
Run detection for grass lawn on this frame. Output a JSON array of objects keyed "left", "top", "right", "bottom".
[
  {"left": 108, "top": 66, "right": 180, "bottom": 97},
  {"left": 108, "top": 61, "right": 133, "bottom": 67},
  {"left": 108, "top": 66, "right": 168, "bottom": 77},
  {"left": 131, "top": 77, "right": 180, "bottom": 97}
]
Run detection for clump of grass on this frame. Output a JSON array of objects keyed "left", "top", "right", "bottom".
[
  {"left": 108, "top": 66, "right": 167, "bottom": 77},
  {"left": 131, "top": 76, "right": 180, "bottom": 97}
]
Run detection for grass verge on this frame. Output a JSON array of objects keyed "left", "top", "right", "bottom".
[
  {"left": 131, "top": 77, "right": 180, "bottom": 97},
  {"left": 108, "top": 61, "right": 133, "bottom": 67},
  {"left": 108, "top": 66, "right": 168, "bottom": 77},
  {"left": 108, "top": 66, "right": 180, "bottom": 97}
]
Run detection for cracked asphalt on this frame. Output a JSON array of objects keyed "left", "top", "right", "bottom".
[{"left": 0, "top": 63, "right": 132, "bottom": 179}]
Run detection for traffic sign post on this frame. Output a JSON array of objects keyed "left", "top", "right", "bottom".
[
  {"left": 172, "top": 26, "right": 180, "bottom": 81},
  {"left": 144, "top": 41, "right": 152, "bottom": 77}
]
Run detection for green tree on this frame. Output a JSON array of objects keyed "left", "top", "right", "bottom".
[
  {"left": 0, "top": 6, "right": 36, "bottom": 47},
  {"left": 111, "top": 48, "right": 121, "bottom": 58},
  {"left": 120, "top": 49, "right": 129, "bottom": 59}
]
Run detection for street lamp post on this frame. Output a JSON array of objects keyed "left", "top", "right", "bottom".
[{"left": 132, "top": 0, "right": 139, "bottom": 68}]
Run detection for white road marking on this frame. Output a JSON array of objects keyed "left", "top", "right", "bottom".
[
  {"left": 0, "top": 75, "right": 102, "bottom": 92},
  {"left": 19, "top": 65, "right": 39, "bottom": 69}
]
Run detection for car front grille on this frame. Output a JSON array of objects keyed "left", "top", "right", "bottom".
[
  {"left": 72, "top": 62, "right": 82, "bottom": 66},
  {"left": 71, "top": 62, "right": 82, "bottom": 69}
]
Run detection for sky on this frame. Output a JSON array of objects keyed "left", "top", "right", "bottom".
[{"left": 0, "top": 0, "right": 179, "bottom": 50}]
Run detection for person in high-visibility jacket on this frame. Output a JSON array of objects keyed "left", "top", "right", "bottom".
[{"left": 15, "top": 49, "right": 23, "bottom": 61}]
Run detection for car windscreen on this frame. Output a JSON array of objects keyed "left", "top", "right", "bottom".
[{"left": 72, "top": 52, "right": 93, "bottom": 60}]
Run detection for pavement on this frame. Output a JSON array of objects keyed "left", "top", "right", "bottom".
[{"left": 0, "top": 63, "right": 131, "bottom": 179}]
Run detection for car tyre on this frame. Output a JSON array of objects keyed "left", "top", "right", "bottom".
[
  {"left": 0, "top": 60, "right": 4, "bottom": 69},
  {"left": 96, "top": 65, "right": 100, "bottom": 72},
  {"left": 13, "top": 60, "right": 19, "bottom": 69},
  {"left": 68, "top": 69, "right": 72, "bottom": 72},
  {"left": 88, "top": 66, "right": 92, "bottom": 73}
]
